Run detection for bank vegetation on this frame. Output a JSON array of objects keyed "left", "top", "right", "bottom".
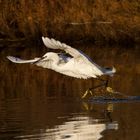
[{"left": 0, "top": 0, "right": 140, "bottom": 45}]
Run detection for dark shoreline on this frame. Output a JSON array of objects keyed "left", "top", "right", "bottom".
[{"left": 0, "top": 36, "right": 138, "bottom": 49}]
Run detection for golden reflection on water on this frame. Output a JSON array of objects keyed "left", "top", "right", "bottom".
[
  {"left": 19, "top": 114, "right": 117, "bottom": 140},
  {"left": 0, "top": 44, "right": 140, "bottom": 140}
]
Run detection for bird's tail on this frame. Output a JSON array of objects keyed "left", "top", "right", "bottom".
[
  {"left": 103, "top": 67, "right": 116, "bottom": 76},
  {"left": 7, "top": 56, "right": 40, "bottom": 64}
]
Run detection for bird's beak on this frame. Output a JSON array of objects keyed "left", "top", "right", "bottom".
[{"left": 32, "top": 56, "right": 47, "bottom": 64}]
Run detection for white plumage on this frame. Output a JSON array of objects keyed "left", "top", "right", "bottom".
[{"left": 7, "top": 37, "right": 116, "bottom": 79}]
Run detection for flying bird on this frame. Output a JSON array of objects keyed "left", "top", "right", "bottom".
[{"left": 7, "top": 37, "right": 116, "bottom": 98}]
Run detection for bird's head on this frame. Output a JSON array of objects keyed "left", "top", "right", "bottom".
[{"left": 42, "top": 52, "right": 59, "bottom": 63}]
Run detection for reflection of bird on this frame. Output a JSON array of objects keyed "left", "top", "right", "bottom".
[
  {"left": 7, "top": 37, "right": 116, "bottom": 78},
  {"left": 7, "top": 37, "right": 116, "bottom": 97},
  {"left": 41, "top": 116, "right": 118, "bottom": 140}
]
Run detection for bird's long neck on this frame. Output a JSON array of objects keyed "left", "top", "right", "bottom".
[{"left": 48, "top": 54, "right": 61, "bottom": 70}]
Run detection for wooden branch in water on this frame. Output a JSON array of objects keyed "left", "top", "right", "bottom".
[{"left": 67, "top": 21, "right": 112, "bottom": 25}]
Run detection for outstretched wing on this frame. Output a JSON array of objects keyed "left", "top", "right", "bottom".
[
  {"left": 42, "top": 37, "right": 82, "bottom": 58},
  {"left": 42, "top": 37, "right": 103, "bottom": 75}
]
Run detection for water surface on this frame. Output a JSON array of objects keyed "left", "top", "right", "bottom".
[{"left": 0, "top": 44, "right": 140, "bottom": 140}]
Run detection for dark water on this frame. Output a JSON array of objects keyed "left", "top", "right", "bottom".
[{"left": 0, "top": 44, "right": 140, "bottom": 140}]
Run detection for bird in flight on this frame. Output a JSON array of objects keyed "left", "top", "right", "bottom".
[{"left": 7, "top": 37, "right": 116, "bottom": 98}]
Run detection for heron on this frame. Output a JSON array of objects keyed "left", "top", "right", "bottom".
[{"left": 7, "top": 37, "right": 116, "bottom": 98}]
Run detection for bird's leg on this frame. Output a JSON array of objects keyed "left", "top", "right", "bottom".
[
  {"left": 97, "top": 76, "right": 109, "bottom": 87},
  {"left": 82, "top": 82, "right": 106, "bottom": 99},
  {"left": 104, "top": 76, "right": 115, "bottom": 94},
  {"left": 98, "top": 76, "right": 114, "bottom": 94},
  {"left": 89, "top": 82, "right": 107, "bottom": 91},
  {"left": 82, "top": 76, "right": 114, "bottom": 99},
  {"left": 81, "top": 88, "right": 93, "bottom": 99}
]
